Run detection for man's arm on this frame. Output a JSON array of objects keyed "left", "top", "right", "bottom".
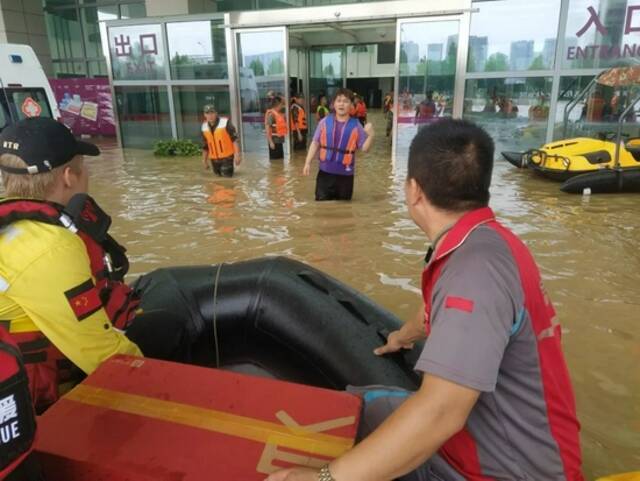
[
  {"left": 227, "top": 121, "right": 242, "bottom": 166},
  {"left": 361, "top": 123, "right": 375, "bottom": 152},
  {"left": 265, "top": 114, "right": 275, "bottom": 148},
  {"left": 374, "top": 303, "right": 427, "bottom": 355},
  {"left": 302, "top": 140, "right": 319, "bottom": 176},
  {"left": 9, "top": 235, "right": 143, "bottom": 374},
  {"left": 266, "top": 374, "right": 479, "bottom": 481},
  {"left": 202, "top": 134, "right": 210, "bottom": 169}
]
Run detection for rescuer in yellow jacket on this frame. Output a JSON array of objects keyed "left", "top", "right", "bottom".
[{"left": 201, "top": 104, "right": 241, "bottom": 177}]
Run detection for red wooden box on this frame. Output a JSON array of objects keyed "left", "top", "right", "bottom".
[{"left": 35, "top": 355, "right": 361, "bottom": 481}]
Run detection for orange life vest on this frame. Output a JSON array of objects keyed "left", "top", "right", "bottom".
[
  {"left": 265, "top": 109, "right": 287, "bottom": 137},
  {"left": 290, "top": 104, "right": 307, "bottom": 130},
  {"left": 201, "top": 118, "right": 235, "bottom": 160},
  {"left": 318, "top": 114, "right": 360, "bottom": 168},
  {"left": 0, "top": 195, "right": 139, "bottom": 412}
]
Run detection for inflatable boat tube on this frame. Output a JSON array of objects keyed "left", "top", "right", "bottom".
[
  {"left": 560, "top": 168, "right": 640, "bottom": 193},
  {"left": 136, "top": 256, "right": 422, "bottom": 391},
  {"left": 501, "top": 151, "right": 527, "bottom": 168}
]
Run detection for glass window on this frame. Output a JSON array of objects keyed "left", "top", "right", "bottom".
[
  {"left": 236, "top": 29, "right": 287, "bottom": 156},
  {"left": 115, "top": 86, "right": 172, "bottom": 148},
  {"left": 45, "top": 8, "right": 84, "bottom": 60},
  {"left": 167, "top": 21, "right": 228, "bottom": 80},
  {"left": 82, "top": 6, "right": 118, "bottom": 59},
  {"left": 377, "top": 43, "right": 395, "bottom": 64},
  {"left": 553, "top": 75, "right": 640, "bottom": 140},
  {"left": 468, "top": 0, "right": 561, "bottom": 72},
  {"left": 45, "top": 0, "right": 76, "bottom": 7},
  {"left": 120, "top": 3, "right": 147, "bottom": 19},
  {"left": 53, "top": 61, "right": 87, "bottom": 78},
  {"left": 463, "top": 77, "right": 553, "bottom": 152},
  {"left": 108, "top": 24, "right": 166, "bottom": 81},
  {"left": 215, "top": 0, "right": 255, "bottom": 10},
  {"left": 173, "top": 86, "right": 232, "bottom": 141},
  {"left": 397, "top": 20, "right": 459, "bottom": 161},
  {"left": 564, "top": 0, "right": 640, "bottom": 69},
  {"left": 0, "top": 95, "right": 12, "bottom": 132},
  {"left": 7, "top": 88, "right": 54, "bottom": 121}
]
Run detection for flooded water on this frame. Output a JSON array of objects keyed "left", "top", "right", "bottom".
[{"left": 82, "top": 112, "right": 638, "bottom": 478}]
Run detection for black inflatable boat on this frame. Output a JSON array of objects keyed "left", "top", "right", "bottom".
[
  {"left": 135, "top": 256, "right": 422, "bottom": 391},
  {"left": 560, "top": 167, "right": 640, "bottom": 193}
]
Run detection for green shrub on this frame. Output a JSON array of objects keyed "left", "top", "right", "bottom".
[{"left": 153, "top": 139, "right": 201, "bottom": 157}]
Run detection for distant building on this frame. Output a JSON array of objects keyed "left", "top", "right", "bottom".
[
  {"left": 469, "top": 35, "right": 488, "bottom": 71},
  {"left": 402, "top": 41, "right": 420, "bottom": 63},
  {"left": 510, "top": 40, "right": 534, "bottom": 70},
  {"left": 542, "top": 38, "right": 556, "bottom": 68},
  {"left": 427, "top": 43, "right": 443, "bottom": 61}
]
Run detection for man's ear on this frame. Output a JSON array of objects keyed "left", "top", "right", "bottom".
[
  {"left": 61, "top": 165, "right": 76, "bottom": 189},
  {"left": 406, "top": 178, "right": 423, "bottom": 206}
]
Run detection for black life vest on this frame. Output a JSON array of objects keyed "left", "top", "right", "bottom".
[{"left": 0, "top": 326, "right": 36, "bottom": 478}]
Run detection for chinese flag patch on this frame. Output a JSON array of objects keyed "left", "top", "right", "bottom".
[
  {"left": 64, "top": 279, "right": 102, "bottom": 321},
  {"left": 445, "top": 296, "right": 475, "bottom": 313}
]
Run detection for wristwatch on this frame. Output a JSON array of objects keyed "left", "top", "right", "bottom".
[{"left": 318, "top": 464, "right": 336, "bottom": 481}]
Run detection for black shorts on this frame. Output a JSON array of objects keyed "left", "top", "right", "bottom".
[
  {"left": 211, "top": 157, "right": 234, "bottom": 177},
  {"left": 293, "top": 129, "right": 307, "bottom": 150},
  {"left": 268, "top": 141, "right": 284, "bottom": 160},
  {"left": 315, "top": 169, "right": 354, "bottom": 201}
]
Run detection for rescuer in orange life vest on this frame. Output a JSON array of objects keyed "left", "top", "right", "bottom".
[
  {"left": 0, "top": 117, "right": 195, "bottom": 415},
  {"left": 303, "top": 88, "right": 374, "bottom": 201},
  {"left": 265, "top": 96, "right": 288, "bottom": 160},
  {"left": 201, "top": 104, "right": 241, "bottom": 177},
  {"left": 290, "top": 94, "right": 308, "bottom": 151}
]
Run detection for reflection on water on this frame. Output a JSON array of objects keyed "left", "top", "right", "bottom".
[{"left": 83, "top": 112, "right": 637, "bottom": 478}]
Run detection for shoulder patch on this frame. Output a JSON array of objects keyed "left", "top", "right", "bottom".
[
  {"left": 64, "top": 279, "right": 102, "bottom": 321},
  {"left": 445, "top": 295, "right": 475, "bottom": 313}
]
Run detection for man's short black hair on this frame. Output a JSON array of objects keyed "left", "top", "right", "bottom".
[
  {"left": 334, "top": 88, "right": 354, "bottom": 103},
  {"left": 407, "top": 118, "right": 494, "bottom": 212}
]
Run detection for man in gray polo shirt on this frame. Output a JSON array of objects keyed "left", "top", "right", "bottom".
[{"left": 267, "top": 119, "right": 584, "bottom": 481}]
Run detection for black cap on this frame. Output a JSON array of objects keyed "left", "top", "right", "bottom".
[{"left": 0, "top": 117, "right": 100, "bottom": 175}]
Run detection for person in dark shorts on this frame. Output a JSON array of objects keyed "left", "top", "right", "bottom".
[
  {"left": 290, "top": 94, "right": 308, "bottom": 151},
  {"left": 265, "top": 96, "right": 287, "bottom": 160},
  {"left": 201, "top": 104, "right": 241, "bottom": 177},
  {"left": 302, "top": 88, "right": 374, "bottom": 201},
  {"left": 267, "top": 119, "right": 584, "bottom": 481}
]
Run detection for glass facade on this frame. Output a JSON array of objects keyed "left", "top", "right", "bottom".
[
  {"left": 115, "top": 86, "right": 172, "bottom": 148},
  {"left": 167, "top": 21, "right": 227, "bottom": 80},
  {"left": 173, "top": 86, "right": 231, "bottom": 141},
  {"left": 100, "top": 0, "right": 640, "bottom": 151},
  {"left": 45, "top": 0, "right": 146, "bottom": 78}
]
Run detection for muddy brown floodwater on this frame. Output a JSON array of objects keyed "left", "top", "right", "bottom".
[{"left": 49, "top": 112, "right": 640, "bottom": 478}]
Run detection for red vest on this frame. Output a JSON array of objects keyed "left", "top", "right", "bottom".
[
  {"left": 421, "top": 207, "right": 583, "bottom": 481},
  {"left": 0, "top": 195, "right": 139, "bottom": 412}
]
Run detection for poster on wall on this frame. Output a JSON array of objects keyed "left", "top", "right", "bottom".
[{"left": 49, "top": 78, "right": 116, "bottom": 136}]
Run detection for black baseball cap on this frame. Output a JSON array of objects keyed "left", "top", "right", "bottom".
[{"left": 0, "top": 117, "right": 100, "bottom": 175}]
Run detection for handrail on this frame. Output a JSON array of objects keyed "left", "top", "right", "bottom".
[
  {"left": 614, "top": 93, "right": 640, "bottom": 168},
  {"left": 563, "top": 78, "right": 597, "bottom": 138}
]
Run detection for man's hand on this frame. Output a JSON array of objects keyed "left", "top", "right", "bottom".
[
  {"left": 374, "top": 329, "right": 415, "bottom": 355},
  {"left": 364, "top": 122, "right": 374, "bottom": 136},
  {"left": 302, "top": 162, "right": 311, "bottom": 176},
  {"left": 234, "top": 151, "right": 242, "bottom": 166},
  {"left": 264, "top": 467, "right": 318, "bottom": 481},
  {"left": 269, "top": 140, "right": 276, "bottom": 150},
  {"left": 202, "top": 159, "right": 210, "bottom": 170},
  {"left": 297, "top": 132, "right": 303, "bottom": 142}
]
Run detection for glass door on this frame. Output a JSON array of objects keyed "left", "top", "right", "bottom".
[
  {"left": 394, "top": 18, "right": 460, "bottom": 164},
  {"left": 234, "top": 27, "right": 289, "bottom": 160},
  {"left": 309, "top": 47, "right": 345, "bottom": 134}
]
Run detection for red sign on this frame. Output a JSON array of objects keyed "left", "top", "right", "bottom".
[{"left": 21, "top": 97, "right": 42, "bottom": 117}]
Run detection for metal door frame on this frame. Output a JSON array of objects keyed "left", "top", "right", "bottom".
[
  {"left": 393, "top": 14, "right": 470, "bottom": 163},
  {"left": 230, "top": 25, "right": 289, "bottom": 159}
]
